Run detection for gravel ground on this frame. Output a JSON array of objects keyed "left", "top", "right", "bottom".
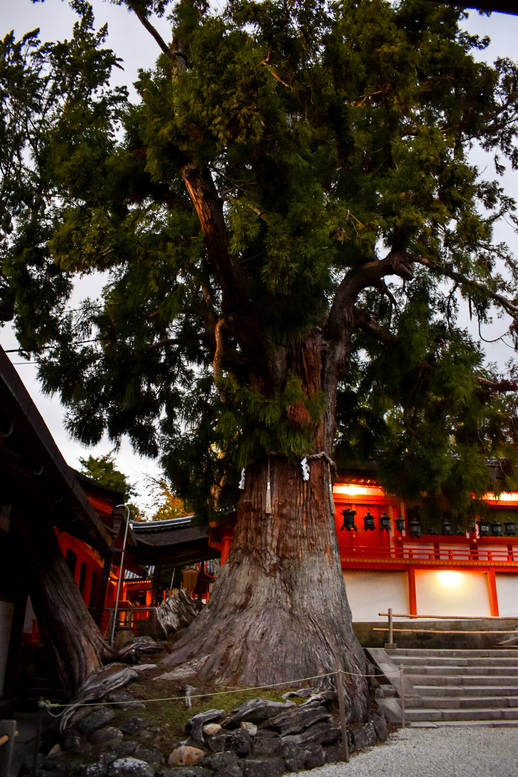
[{"left": 297, "top": 726, "right": 518, "bottom": 777}]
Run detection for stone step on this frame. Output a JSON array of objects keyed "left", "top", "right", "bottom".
[
  {"left": 387, "top": 655, "right": 518, "bottom": 667},
  {"left": 415, "top": 684, "right": 518, "bottom": 697},
  {"left": 408, "top": 720, "right": 518, "bottom": 728},
  {"left": 370, "top": 647, "right": 518, "bottom": 725},
  {"left": 401, "top": 664, "right": 518, "bottom": 676},
  {"left": 405, "top": 707, "right": 518, "bottom": 722},
  {"left": 406, "top": 673, "right": 518, "bottom": 686},
  {"left": 387, "top": 648, "right": 518, "bottom": 658},
  {"left": 407, "top": 695, "right": 518, "bottom": 709}
]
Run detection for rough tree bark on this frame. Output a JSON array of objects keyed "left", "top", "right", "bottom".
[
  {"left": 162, "top": 331, "right": 371, "bottom": 721},
  {"left": 162, "top": 456, "right": 370, "bottom": 719},
  {"left": 13, "top": 504, "right": 114, "bottom": 698}
]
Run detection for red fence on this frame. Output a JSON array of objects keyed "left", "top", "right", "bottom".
[{"left": 340, "top": 544, "right": 518, "bottom": 565}]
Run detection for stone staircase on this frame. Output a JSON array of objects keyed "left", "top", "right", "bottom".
[{"left": 367, "top": 647, "right": 518, "bottom": 726}]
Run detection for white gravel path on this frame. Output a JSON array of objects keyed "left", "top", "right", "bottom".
[{"left": 297, "top": 726, "right": 518, "bottom": 777}]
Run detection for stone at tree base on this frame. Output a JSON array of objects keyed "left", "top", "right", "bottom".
[
  {"left": 223, "top": 700, "right": 295, "bottom": 728},
  {"left": 323, "top": 743, "right": 342, "bottom": 764},
  {"left": 75, "top": 765, "right": 107, "bottom": 776},
  {"left": 371, "top": 711, "right": 388, "bottom": 741},
  {"left": 351, "top": 720, "right": 378, "bottom": 751},
  {"left": 264, "top": 703, "right": 330, "bottom": 735},
  {"left": 201, "top": 750, "right": 242, "bottom": 776},
  {"left": 78, "top": 708, "right": 116, "bottom": 735},
  {"left": 282, "top": 741, "right": 325, "bottom": 771},
  {"left": 185, "top": 709, "right": 225, "bottom": 745},
  {"left": 133, "top": 746, "right": 165, "bottom": 765},
  {"left": 118, "top": 717, "right": 153, "bottom": 735},
  {"left": 240, "top": 722, "right": 258, "bottom": 736},
  {"left": 280, "top": 720, "right": 341, "bottom": 747},
  {"left": 206, "top": 732, "right": 233, "bottom": 753},
  {"left": 105, "top": 690, "right": 146, "bottom": 710},
  {"left": 250, "top": 731, "right": 282, "bottom": 757},
  {"left": 157, "top": 768, "right": 213, "bottom": 777},
  {"left": 99, "top": 741, "right": 138, "bottom": 763},
  {"left": 35, "top": 756, "right": 69, "bottom": 776},
  {"left": 240, "top": 757, "right": 285, "bottom": 777},
  {"left": 106, "top": 757, "right": 155, "bottom": 777},
  {"left": 229, "top": 728, "right": 252, "bottom": 757},
  {"left": 89, "top": 727, "right": 124, "bottom": 747},
  {"left": 62, "top": 735, "right": 92, "bottom": 754},
  {"left": 301, "top": 743, "right": 325, "bottom": 770},
  {"left": 202, "top": 723, "right": 222, "bottom": 736},
  {"left": 168, "top": 745, "right": 205, "bottom": 767},
  {"left": 46, "top": 743, "right": 63, "bottom": 759},
  {"left": 137, "top": 729, "right": 154, "bottom": 742}
]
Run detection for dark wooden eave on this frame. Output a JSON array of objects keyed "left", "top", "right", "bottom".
[
  {"left": 0, "top": 346, "right": 112, "bottom": 549},
  {"left": 131, "top": 516, "right": 220, "bottom": 566}
]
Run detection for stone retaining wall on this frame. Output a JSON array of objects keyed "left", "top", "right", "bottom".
[
  {"left": 353, "top": 619, "right": 518, "bottom": 649},
  {"left": 26, "top": 688, "right": 388, "bottom": 777}
]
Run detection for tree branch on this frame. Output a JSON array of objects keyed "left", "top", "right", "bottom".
[
  {"left": 477, "top": 376, "right": 518, "bottom": 392},
  {"left": 413, "top": 255, "right": 518, "bottom": 319},
  {"left": 326, "top": 249, "right": 413, "bottom": 341},
  {"left": 124, "top": 1, "right": 172, "bottom": 58},
  {"left": 353, "top": 306, "right": 398, "bottom": 346},
  {"left": 145, "top": 337, "right": 182, "bottom": 352},
  {"left": 181, "top": 165, "right": 251, "bottom": 319}
]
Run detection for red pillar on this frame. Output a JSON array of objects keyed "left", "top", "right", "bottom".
[
  {"left": 408, "top": 567, "right": 417, "bottom": 616},
  {"left": 487, "top": 569, "right": 499, "bottom": 616}
]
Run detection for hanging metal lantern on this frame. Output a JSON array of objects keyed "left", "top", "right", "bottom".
[
  {"left": 363, "top": 511, "right": 376, "bottom": 531},
  {"left": 442, "top": 519, "right": 453, "bottom": 536},
  {"left": 409, "top": 519, "right": 421, "bottom": 538},
  {"left": 491, "top": 520, "right": 503, "bottom": 537},
  {"left": 395, "top": 515, "right": 405, "bottom": 533},
  {"left": 478, "top": 519, "right": 491, "bottom": 537},
  {"left": 504, "top": 521, "right": 517, "bottom": 536},
  {"left": 379, "top": 512, "right": 391, "bottom": 531},
  {"left": 340, "top": 507, "right": 357, "bottom": 531}
]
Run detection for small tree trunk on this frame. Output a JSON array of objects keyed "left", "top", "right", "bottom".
[
  {"left": 14, "top": 506, "right": 113, "bottom": 699},
  {"left": 164, "top": 456, "right": 371, "bottom": 722}
]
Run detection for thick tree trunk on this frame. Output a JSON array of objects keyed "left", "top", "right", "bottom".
[
  {"left": 14, "top": 506, "right": 113, "bottom": 699},
  {"left": 162, "top": 456, "right": 371, "bottom": 722}
]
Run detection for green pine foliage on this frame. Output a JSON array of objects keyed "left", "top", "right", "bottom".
[
  {"left": 3, "top": 0, "right": 518, "bottom": 525},
  {"left": 79, "top": 452, "right": 136, "bottom": 499}
]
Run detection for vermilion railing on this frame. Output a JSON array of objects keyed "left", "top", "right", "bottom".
[{"left": 340, "top": 544, "right": 518, "bottom": 564}]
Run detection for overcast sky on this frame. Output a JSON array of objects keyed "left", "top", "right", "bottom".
[{"left": 1, "top": 1, "right": 517, "bottom": 510}]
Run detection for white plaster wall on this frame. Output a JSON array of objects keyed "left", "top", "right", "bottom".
[
  {"left": 0, "top": 600, "right": 15, "bottom": 696},
  {"left": 343, "top": 570, "right": 409, "bottom": 621},
  {"left": 495, "top": 574, "right": 518, "bottom": 617},
  {"left": 415, "top": 570, "right": 491, "bottom": 617}
]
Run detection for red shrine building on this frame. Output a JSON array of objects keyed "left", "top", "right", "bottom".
[
  {"left": 332, "top": 471, "right": 518, "bottom": 622},
  {"left": 209, "top": 468, "right": 518, "bottom": 623}
]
